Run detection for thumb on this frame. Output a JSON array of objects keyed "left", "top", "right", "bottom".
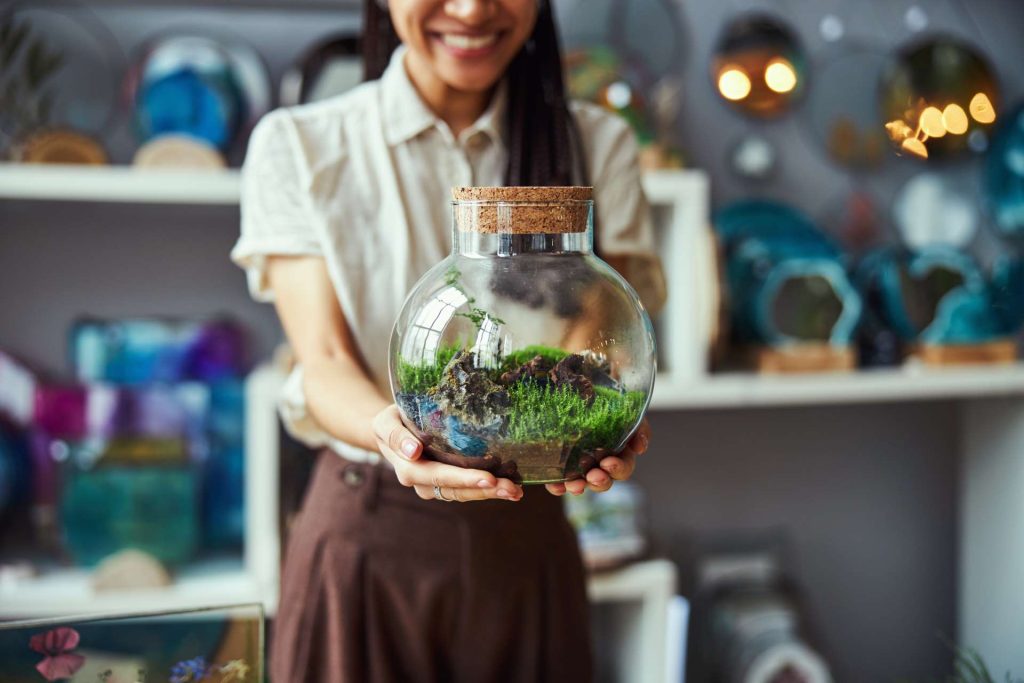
[{"left": 375, "top": 405, "right": 422, "bottom": 461}]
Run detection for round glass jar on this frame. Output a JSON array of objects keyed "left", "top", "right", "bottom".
[{"left": 389, "top": 186, "right": 656, "bottom": 484}]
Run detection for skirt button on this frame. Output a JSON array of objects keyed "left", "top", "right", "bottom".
[{"left": 341, "top": 465, "right": 365, "bottom": 487}]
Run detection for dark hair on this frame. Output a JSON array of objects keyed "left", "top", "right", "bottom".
[{"left": 362, "top": 0, "right": 585, "bottom": 187}]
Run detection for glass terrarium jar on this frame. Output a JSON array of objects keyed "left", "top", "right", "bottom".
[{"left": 389, "top": 186, "right": 656, "bottom": 484}]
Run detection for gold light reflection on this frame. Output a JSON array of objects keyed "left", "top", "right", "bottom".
[
  {"left": 718, "top": 66, "right": 752, "bottom": 101},
  {"left": 764, "top": 58, "right": 797, "bottom": 93},
  {"left": 919, "top": 107, "right": 946, "bottom": 137},
  {"left": 902, "top": 137, "right": 928, "bottom": 159},
  {"left": 942, "top": 104, "right": 969, "bottom": 134},
  {"left": 970, "top": 92, "right": 996, "bottom": 123},
  {"left": 886, "top": 94, "right": 997, "bottom": 159}
]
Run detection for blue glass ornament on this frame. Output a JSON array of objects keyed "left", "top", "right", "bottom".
[
  {"left": 715, "top": 201, "right": 862, "bottom": 347},
  {"left": 983, "top": 103, "right": 1024, "bottom": 245}
]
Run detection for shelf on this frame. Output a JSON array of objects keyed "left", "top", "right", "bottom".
[
  {"left": 0, "top": 559, "right": 266, "bottom": 619},
  {"left": 587, "top": 558, "right": 676, "bottom": 602},
  {"left": 652, "top": 362, "right": 1024, "bottom": 410},
  {"left": 0, "top": 164, "right": 240, "bottom": 205}
]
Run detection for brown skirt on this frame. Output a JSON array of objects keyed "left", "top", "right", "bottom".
[{"left": 270, "top": 452, "right": 593, "bottom": 683}]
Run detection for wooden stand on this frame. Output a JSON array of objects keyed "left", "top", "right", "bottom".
[
  {"left": 912, "top": 339, "right": 1019, "bottom": 366},
  {"left": 745, "top": 343, "right": 856, "bottom": 374}
]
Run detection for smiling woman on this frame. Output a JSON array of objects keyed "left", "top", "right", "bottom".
[{"left": 232, "top": 0, "right": 665, "bottom": 680}]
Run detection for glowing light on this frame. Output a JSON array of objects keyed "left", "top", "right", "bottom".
[
  {"left": 970, "top": 92, "right": 996, "bottom": 123},
  {"left": 942, "top": 104, "right": 969, "bottom": 134},
  {"left": 718, "top": 66, "right": 751, "bottom": 101},
  {"left": 919, "top": 106, "right": 946, "bottom": 138},
  {"left": 764, "top": 58, "right": 797, "bottom": 93},
  {"left": 886, "top": 120, "right": 915, "bottom": 142},
  {"left": 605, "top": 82, "right": 632, "bottom": 110},
  {"left": 902, "top": 137, "right": 929, "bottom": 159}
]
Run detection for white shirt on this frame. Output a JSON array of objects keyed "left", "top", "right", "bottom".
[{"left": 232, "top": 46, "right": 666, "bottom": 462}]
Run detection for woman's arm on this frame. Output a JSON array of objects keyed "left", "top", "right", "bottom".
[{"left": 267, "top": 255, "right": 523, "bottom": 502}]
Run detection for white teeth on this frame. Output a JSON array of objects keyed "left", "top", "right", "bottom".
[{"left": 440, "top": 33, "right": 498, "bottom": 50}]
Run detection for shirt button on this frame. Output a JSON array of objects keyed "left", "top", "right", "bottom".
[{"left": 341, "top": 465, "right": 365, "bottom": 487}]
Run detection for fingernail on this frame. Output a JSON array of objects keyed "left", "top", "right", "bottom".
[
  {"left": 639, "top": 434, "right": 649, "bottom": 451},
  {"left": 401, "top": 440, "right": 418, "bottom": 458},
  {"left": 477, "top": 479, "right": 492, "bottom": 488},
  {"left": 497, "top": 489, "right": 510, "bottom": 498}
]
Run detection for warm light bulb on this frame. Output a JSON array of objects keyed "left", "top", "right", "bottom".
[
  {"left": 919, "top": 106, "right": 946, "bottom": 138},
  {"left": 764, "top": 58, "right": 797, "bottom": 93},
  {"left": 902, "top": 137, "right": 929, "bottom": 159},
  {"left": 718, "top": 67, "right": 751, "bottom": 101},
  {"left": 969, "top": 92, "right": 996, "bottom": 123},
  {"left": 942, "top": 104, "right": 969, "bottom": 134}
]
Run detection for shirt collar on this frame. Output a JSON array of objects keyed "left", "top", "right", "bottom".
[{"left": 380, "top": 44, "right": 506, "bottom": 148}]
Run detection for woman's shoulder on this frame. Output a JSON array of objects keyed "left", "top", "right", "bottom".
[
  {"left": 569, "top": 99, "right": 635, "bottom": 144},
  {"left": 568, "top": 100, "right": 641, "bottom": 180},
  {"left": 246, "top": 80, "right": 383, "bottom": 167}
]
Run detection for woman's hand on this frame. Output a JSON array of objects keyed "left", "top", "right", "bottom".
[
  {"left": 545, "top": 419, "right": 650, "bottom": 497},
  {"left": 372, "top": 405, "right": 524, "bottom": 502}
]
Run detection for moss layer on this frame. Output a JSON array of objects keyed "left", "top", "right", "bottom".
[
  {"left": 396, "top": 344, "right": 460, "bottom": 395},
  {"left": 505, "top": 382, "right": 645, "bottom": 451}
]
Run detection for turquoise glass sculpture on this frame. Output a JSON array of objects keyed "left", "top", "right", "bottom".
[
  {"left": 714, "top": 200, "right": 861, "bottom": 347},
  {"left": 983, "top": 103, "right": 1024, "bottom": 245},
  {"left": 61, "top": 460, "right": 198, "bottom": 566},
  {"left": 853, "top": 246, "right": 1017, "bottom": 345}
]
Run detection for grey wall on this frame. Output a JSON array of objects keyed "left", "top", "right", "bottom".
[{"left": 3, "top": 0, "right": 1015, "bottom": 680}]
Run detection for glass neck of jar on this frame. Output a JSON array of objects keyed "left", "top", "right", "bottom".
[{"left": 451, "top": 200, "right": 594, "bottom": 257}]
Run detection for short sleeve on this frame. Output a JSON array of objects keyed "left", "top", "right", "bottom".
[
  {"left": 577, "top": 104, "right": 668, "bottom": 315},
  {"left": 231, "top": 109, "right": 323, "bottom": 302}
]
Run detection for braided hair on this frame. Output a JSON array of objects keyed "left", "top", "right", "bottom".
[{"left": 361, "top": 0, "right": 586, "bottom": 187}]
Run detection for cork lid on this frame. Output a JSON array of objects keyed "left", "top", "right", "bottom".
[{"left": 452, "top": 186, "right": 593, "bottom": 234}]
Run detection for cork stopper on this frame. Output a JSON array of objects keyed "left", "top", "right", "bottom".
[{"left": 452, "top": 186, "right": 593, "bottom": 234}]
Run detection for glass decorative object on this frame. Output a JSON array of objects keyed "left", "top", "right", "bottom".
[
  {"left": 880, "top": 37, "right": 999, "bottom": 161},
  {"left": 711, "top": 14, "right": 806, "bottom": 118},
  {"left": 389, "top": 187, "right": 656, "bottom": 485},
  {"left": 983, "top": 102, "right": 1024, "bottom": 246},
  {"left": 0, "top": 604, "right": 263, "bottom": 682}
]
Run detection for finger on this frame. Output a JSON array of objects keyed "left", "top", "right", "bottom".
[
  {"left": 394, "top": 458, "right": 504, "bottom": 492},
  {"left": 585, "top": 467, "right": 613, "bottom": 492},
  {"left": 413, "top": 484, "right": 521, "bottom": 503},
  {"left": 565, "top": 478, "right": 587, "bottom": 496},
  {"left": 546, "top": 483, "right": 567, "bottom": 496},
  {"left": 373, "top": 405, "right": 421, "bottom": 461},
  {"left": 628, "top": 420, "right": 651, "bottom": 455},
  {"left": 600, "top": 454, "right": 635, "bottom": 481}
]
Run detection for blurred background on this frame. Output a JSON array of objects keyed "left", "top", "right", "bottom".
[{"left": 2, "top": 0, "right": 1024, "bottom": 681}]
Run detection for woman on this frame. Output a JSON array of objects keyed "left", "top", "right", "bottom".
[{"left": 232, "top": 0, "right": 666, "bottom": 680}]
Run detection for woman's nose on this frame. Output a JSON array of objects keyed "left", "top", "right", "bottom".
[{"left": 443, "top": 0, "right": 496, "bottom": 24}]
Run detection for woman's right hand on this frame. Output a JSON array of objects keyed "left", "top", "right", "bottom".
[{"left": 372, "top": 405, "right": 523, "bottom": 503}]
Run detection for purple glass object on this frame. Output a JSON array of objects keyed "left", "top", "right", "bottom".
[{"left": 34, "top": 386, "right": 87, "bottom": 439}]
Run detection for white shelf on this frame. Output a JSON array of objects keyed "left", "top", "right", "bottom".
[
  {"left": 0, "top": 164, "right": 240, "bottom": 205},
  {"left": 0, "top": 559, "right": 266, "bottom": 619},
  {"left": 653, "top": 362, "right": 1024, "bottom": 410}
]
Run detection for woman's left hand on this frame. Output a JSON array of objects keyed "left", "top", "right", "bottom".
[{"left": 545, "top": 419, "right": 650, "bottom": 496}]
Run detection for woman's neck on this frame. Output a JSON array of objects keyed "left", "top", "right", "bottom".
[{"left": 403, "top": 50, "right": 493, "bottom": 138}]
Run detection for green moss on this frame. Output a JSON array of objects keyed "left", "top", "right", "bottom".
[
  {"left": 506, "top": 381, "right": 645, "bottom": 451},
  {"left": 396, "top": 344, "right": 461, "bottom": 394},
  {"left": 500, "top": 345, "right": 570, "bottom": 372}
]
